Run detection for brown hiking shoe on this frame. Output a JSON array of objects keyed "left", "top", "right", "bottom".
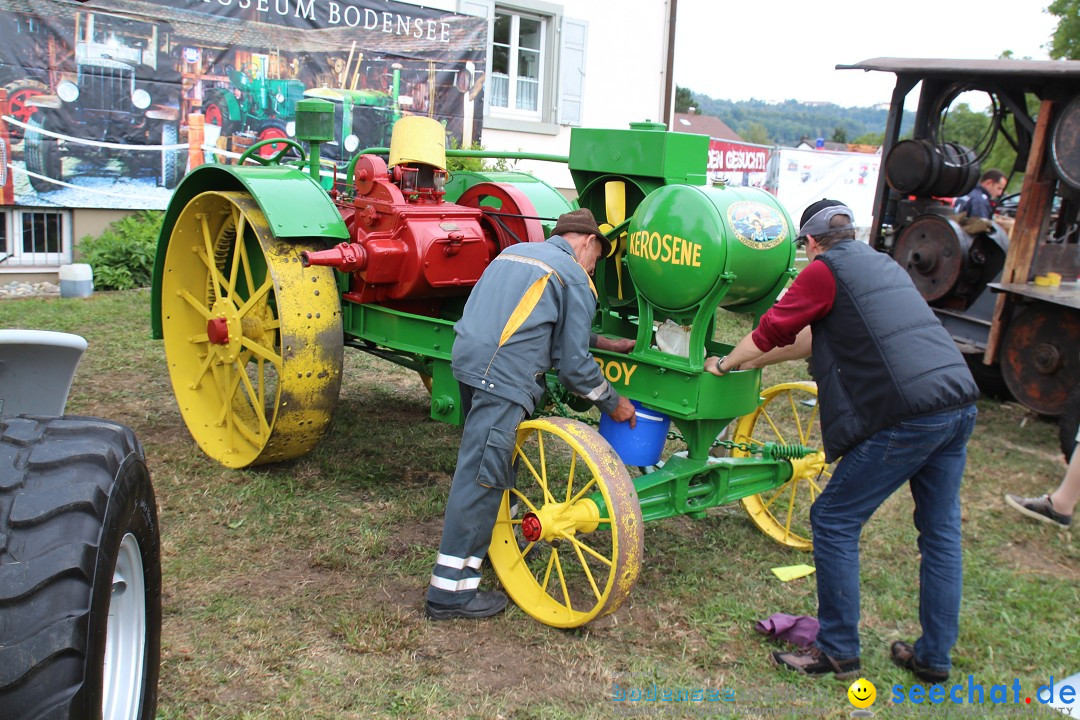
[
  {"left": 891, "top": 641, "right": 950, "bottom": 683},
  {"left": 772, "top": 645, "right": 860, "bottom": 680}
]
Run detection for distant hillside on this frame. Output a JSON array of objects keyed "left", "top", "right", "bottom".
[{"left": 689, "top": 95, "right": 915, "bottom": 147}]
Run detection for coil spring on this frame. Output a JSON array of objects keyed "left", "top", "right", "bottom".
[{"left": 764, "top": 443, "right": 813, "bottom": 460}]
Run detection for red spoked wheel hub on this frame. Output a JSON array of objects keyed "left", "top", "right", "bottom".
[
  {"left": 521, "top": 512, "right": 543, "bottom": 543},
  {"left": 207, "top": 317, "right": 230, "bottom": 345}
]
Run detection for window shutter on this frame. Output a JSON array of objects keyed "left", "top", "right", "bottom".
[
  {"left": 457, "top": 0, "right": 492, "bottom": 19},
  {"left": 558, "top": 16, "right": 587, "bottom": 126}
]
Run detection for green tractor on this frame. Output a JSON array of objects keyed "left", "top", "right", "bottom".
[
  {"left": 300, "top": 85, "right": 400, "bottom": 163},
  {"left": 149, "top": 107, "right": 828, "bottom": 630},
  {"left": 201, "top": 64, "right": 306, "bottom": 158},
  {"left": 298, "top": 65, "right": 404, "bottom": 164}
]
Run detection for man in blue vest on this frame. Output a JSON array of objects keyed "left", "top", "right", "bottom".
[
  {"left": 706, "top": 199, "right": 979, "bottom": 682},
  {"left": 425, "top": 208, "right": 637, "bottom": 620},
  {"left": 953, "top": 169, "right": 1008, "bottom": 219}
]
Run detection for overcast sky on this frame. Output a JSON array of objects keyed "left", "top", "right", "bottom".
[{"left": 673, "top": 0, "right": 1061, "bottom": 108}]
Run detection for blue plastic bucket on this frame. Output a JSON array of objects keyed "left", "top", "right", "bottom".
[{"left": 598, "top": 399, "right": 671, "bottom": 466}]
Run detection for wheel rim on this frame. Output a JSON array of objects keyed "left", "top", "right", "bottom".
[
  {"left": 489, "top": 417, "right": 643, "bottom": 628},
  {"left": 256, "top": 125, "right": 288, "bottom": 158},
  {"left": 161, "top": 190, "right": 343, "bottom": 467},
  {"left": 204, "top": 103, "right": 225, "bottom": 128},
  {"left": 734, "top": 381, "right": 831, "bottom": 551},
  {"left": 102, "top": 533, "right": 146, "bottom": 720},
  {"left": 8, "top": 87, "right": 43, "bottom": 136}
]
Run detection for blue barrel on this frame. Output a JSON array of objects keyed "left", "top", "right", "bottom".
[{"left": 598, "top": 400, "right": 671, "bottom": 466}]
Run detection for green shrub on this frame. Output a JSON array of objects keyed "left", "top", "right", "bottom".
[
  {"left": 445, "top": 138, "right": 512, "bottom": 173},
  {"left": 77, "top": 210, "right": 163, "bottom": 290}
]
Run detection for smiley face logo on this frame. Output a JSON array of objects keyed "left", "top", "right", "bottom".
[{"left": 848, "top": 678, "right": 877, "bottom": 709}]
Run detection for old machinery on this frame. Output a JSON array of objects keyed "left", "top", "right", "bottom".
[{"left": 151, "top": 108, "right": 825, "bottom": 628}]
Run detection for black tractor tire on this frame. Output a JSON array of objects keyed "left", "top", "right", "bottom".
[
  {"left": 160, "top": 122, "right": 184, "bottom": 189},
  {"left": 0, "top": 416, "right": 161, "bottom": 720},
  {"left": 1058, "top": 384, "right": 1080, "bottom": 461},
  {"left": 23, "top": 115, "right": 61, "bottom": 193},
  {"left": 963, "top": 352, "right": 1014, "bottom": 402}
]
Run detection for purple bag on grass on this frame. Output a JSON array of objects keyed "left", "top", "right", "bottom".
[{"left": 755, "top": 613, "right": 819, "bottom": 648}]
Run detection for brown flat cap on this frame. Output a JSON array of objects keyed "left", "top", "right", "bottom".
[{"left": 552, "top": 208, "right": 612, "bottom": 257}]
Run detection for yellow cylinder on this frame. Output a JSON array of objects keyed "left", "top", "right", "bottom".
[{"left": 388, "top": 116, "right": 446, "bottom": 170}]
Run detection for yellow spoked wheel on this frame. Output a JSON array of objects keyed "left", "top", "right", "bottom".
[
  {"left": 161, "top": 190, "right": 344, "bottom": 468},
  {"left": 732, "top": 382, "right": 833, "bottom": 551},
  {"left": 489, "top": 417, "right": 643, "bottom": 628}
]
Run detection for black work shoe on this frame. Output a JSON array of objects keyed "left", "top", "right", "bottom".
[
  {"left": 1004, "top": 494, "right": 1072, "bottom": 528},
  {"left": 891, "top": 641, "right": 950, "bottom": 683},
  {"left": 772, "top": 645, "right": 861, "bottom": 680},
  {"left": 425, "top": 590, "right": 508, "bottom": 620}
]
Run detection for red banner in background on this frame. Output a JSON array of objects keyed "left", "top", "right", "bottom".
[
  {"left": 707, "top": 139, "right": 772, "bottom": 190},
  {"left": 708, "top": 140, "right": 770, "bottom": 173}
]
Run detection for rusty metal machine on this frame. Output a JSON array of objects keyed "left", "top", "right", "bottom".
[
  {"left": 840, "top": 58, "right": 1080, "bottom": 429},
  {"left": 151, "top": 105, "right": 826, "bottom": 627}
]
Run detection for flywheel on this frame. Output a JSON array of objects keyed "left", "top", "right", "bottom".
[
  {"left": 456, "top": 182, "right": 547, "bottom": 253},
  {"left": 893, "top": 214, "right": 970, "bottom": 303},
  {"left": 1001, "top": 302, "right": 1080, "bottom": 417},
  {"left": 161, "top": 190, "right": 344, "bottom": 467}
]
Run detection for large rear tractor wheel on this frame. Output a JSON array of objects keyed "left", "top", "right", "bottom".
[
  {"left": 201, "top": 95, "right": 236, "bottom": 138},
  {"left": 161, "top": 190, "right": 344, "bottom": 467},
  {"left": 489, "top": 417, "right": 643, "bottom": 628},
  {"left": 254, "top": 119, "right": 291, "bottom": 160},
  {"left": 733, "top": 382, "right": 833, "bottom": 551},
  {"left": 0, "top": 416, "right": 161, "bottom": 720}
]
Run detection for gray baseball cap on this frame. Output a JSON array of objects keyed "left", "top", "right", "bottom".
[{"left": 797, "top": 202, "right": 855, "bottom": 241}]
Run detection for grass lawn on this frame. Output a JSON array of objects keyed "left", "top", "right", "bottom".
[{"left": 2, "top": 289, "right": 1076, "bottom": 719}]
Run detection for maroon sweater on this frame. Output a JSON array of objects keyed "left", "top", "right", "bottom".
[{"left": 752, "top": 260, "right": 836, "bottom": 352}]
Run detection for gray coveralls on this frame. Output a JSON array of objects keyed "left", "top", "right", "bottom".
[{"left": 427, "top": 235, "right": 620, "bottom": 607}]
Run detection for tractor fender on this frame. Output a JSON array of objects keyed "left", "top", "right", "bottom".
[{"left": 150, "top": 164, "right": 349, "bottom": 338}]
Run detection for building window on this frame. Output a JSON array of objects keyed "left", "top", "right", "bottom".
[
  {"left": 459, "top": 0, "right": 584, "bottom": 132},
  {"left": 490, "top": 10, "right": 546, "bottom": 120},
  {"left": 0, "top": 209, "right": 72, "bottom": 268}
]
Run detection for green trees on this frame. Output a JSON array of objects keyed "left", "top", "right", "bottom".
[
  {"left": 675, "top": 85, "right": 694, "bottom": 113},
  {"left": 678, "top": 93, "right": 909, "bottom": 146},
  {"left": 1048, "top": 0, "right": 1080, "bottom": 60}
]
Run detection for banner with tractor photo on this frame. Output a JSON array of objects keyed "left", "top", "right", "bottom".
[{"left": 0, "top": 0, "right": 487, "bottom": 210}]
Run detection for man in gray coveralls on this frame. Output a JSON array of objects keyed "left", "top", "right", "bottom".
[{"left": 425, "top": 208, "right": 637, "bottom": 620}]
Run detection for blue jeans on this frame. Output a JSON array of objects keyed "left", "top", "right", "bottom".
[{"left": 811, "top": 404, "right": 977, "bottom": 671}]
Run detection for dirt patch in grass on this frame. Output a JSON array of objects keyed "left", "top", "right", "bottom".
[{"left": 999, "top": 539, "right": 1080, "bottom": 581}]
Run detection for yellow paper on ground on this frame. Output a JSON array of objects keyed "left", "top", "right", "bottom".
[{"left": 772, "top": 564, "right": 816, "bottom": 582}]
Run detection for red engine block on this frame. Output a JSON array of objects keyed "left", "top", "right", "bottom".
[{"left": 302, "top": 154, "right": 548, "bottom": 315}]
